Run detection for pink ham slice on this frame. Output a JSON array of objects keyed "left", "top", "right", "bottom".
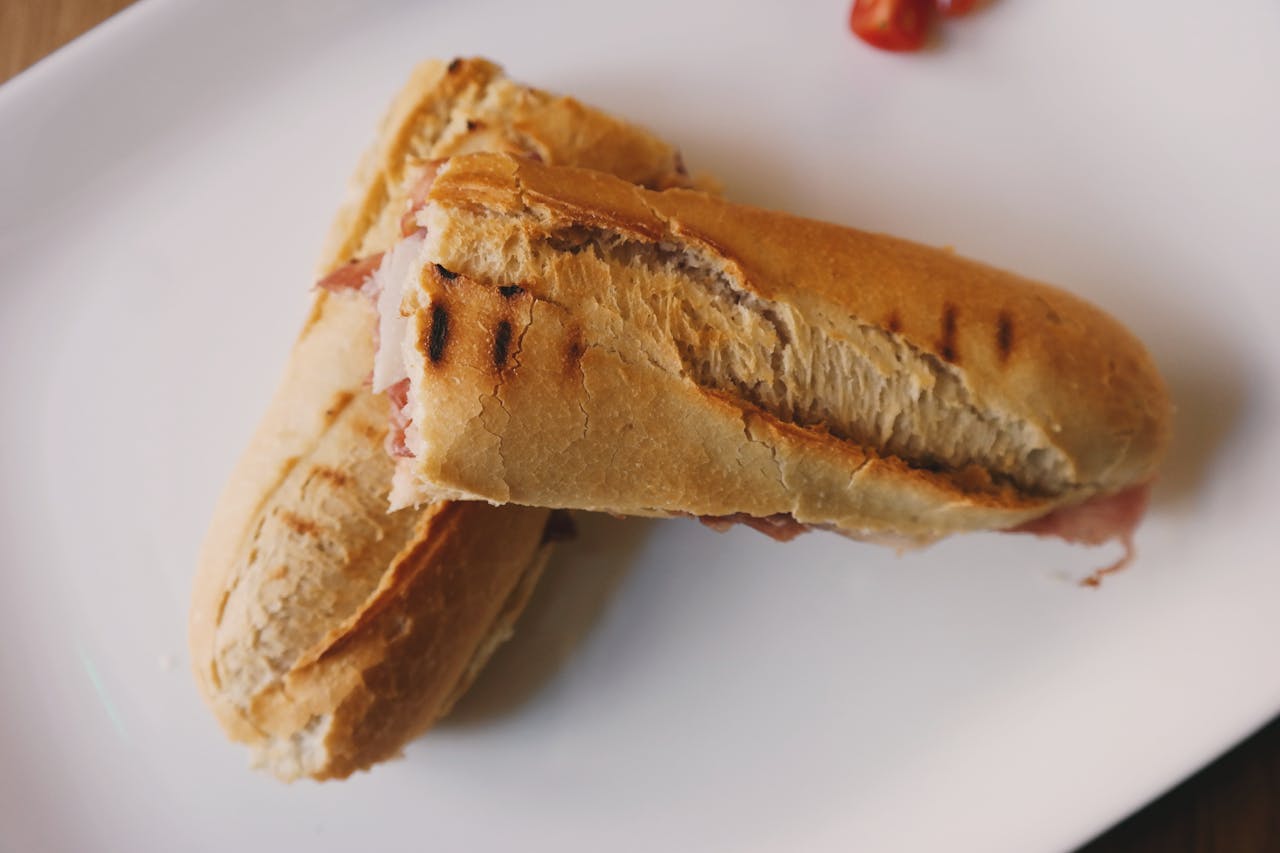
[
  {"left": 699, "top": 513, "right": 810, "bottom": 542},
  {"left": 385, "top": 379, "right": 413, "bottom": 458},
  {"left": 700, "top": 483, "right": 1152, "bottom": 585},
  {"left": 1010, "top": 483, "right": 1150, "bottom": 547},
  {"left": 315, "top": 161, "right": 442, "bottom": 294},
  {"left": 315, "top": 253, "right": 385, "bottom": 293},
  {"left": 399, "top": 161, "right": 445, "bottom": 237},
  {"left": 1010, "top": 483, "right": 1151, "bottom": 586}
]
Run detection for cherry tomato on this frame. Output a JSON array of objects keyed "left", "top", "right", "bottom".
[
  {"left": 935, "top": 0, "right": 980, "bottom": 16},
  {"left": 849, "top": 0, "right": 932, "bottom": 53}
]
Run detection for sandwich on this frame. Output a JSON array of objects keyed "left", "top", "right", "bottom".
[
  {"left": 371, "top": 152, "right": 1170, "bottom": 555},
  {"left": 189, "top": 59, "right": 699, "bottom": 781}
]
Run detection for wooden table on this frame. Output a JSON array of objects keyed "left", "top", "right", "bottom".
[{"left": 3, "top": 2, "right": 1276, "bottom": 850}]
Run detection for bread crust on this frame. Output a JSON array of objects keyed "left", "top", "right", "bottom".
[
  {"left": 189, "top": 60, "right": 695, "bottom": 779},
  {"left": 390, "top": 153, "right": 1170, "bottom": 539}
]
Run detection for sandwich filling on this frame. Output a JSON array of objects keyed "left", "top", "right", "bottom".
[{"left": 370, "top": 231, "right": 427, "bottom": 394}]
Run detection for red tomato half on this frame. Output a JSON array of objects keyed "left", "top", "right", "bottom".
[
  {"left": 936, "top": 0, "right": 980, "bottom": 16},
  {"left": 849, "top": 0, "right": 932, "bottom": 52}
]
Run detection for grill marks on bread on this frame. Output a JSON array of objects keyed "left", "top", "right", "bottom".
[
  {"left": 417, "top": 268, "right": 535, "bottom": 379},
  {"left": 996, "top": 311, "right": 1015, "bottom": 363},
  {"left": 425, "top": 305, "right": 450, "bottom": 364},
  {"left": 501, "top": 232, "right": 1069, "bottom": 494},
  {"left": 562, "top": 330, "right": 586, "bottom": 379},
  {"left": 406, "top": 153, "right": 1175, "bottom": 507},
  {"left": 322, "top": 391, "right": 356, "bottom": 425},
  {"left": 278, "top": 511, "right": 321, "bottom": 538},
  {"left": 493, "top": 321, "right": 514, "bottom": 368},
  {"left": 420, "top": 266, "right": 459, "bottom": 365},
  {"left": 307, "top": 466, "right": 350, "bottom": 488},
  {"left": 388, "top": 154, "right": 1171, "bottom": 533},
  {"left": 895, "top": 306, "right": 1015, "bottom": 366},
  {"left": 938, "top": 305, "right": 1015, "bottom": 366},
  {"left": 937, "top": 303, "right": 959, "bottom": 364},
  {"left": 410, "top": 225, "right": 1066, "bottom": 494}
]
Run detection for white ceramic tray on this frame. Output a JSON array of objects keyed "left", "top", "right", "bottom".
[{"left": 2, "top": 1, "right": 1277, "bottom": 850}]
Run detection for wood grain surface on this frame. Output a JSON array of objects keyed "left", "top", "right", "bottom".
[
  {"left": 1, "top": 1, "right": 1276, "bottom": 850},
  {"left": 0, "top": 0, "right": 136, "bottom": 82}
]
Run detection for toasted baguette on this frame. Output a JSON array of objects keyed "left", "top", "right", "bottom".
[
  {"left": 190, "top": 60, "right": 695, "bottom": 780},
  {"left": 382, "top": 153, "right": 1170, "bottom": 541}
]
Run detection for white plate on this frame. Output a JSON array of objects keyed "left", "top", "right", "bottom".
[{"left": 2, "top": 1, "right": 1278, "bottom": 850}]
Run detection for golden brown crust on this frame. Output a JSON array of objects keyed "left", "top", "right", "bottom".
[
  {"left": 641, "top": 189, "right": 1171, "bottom": 493},
  {"left": 244, "top": 502, "right": 553, "bottom": 780},
  {"left": 189, "top": 60, "right": 697, "bottom": 779},
  {"left": 390, "top": 153, "right": 1170, "bottom": 538}
]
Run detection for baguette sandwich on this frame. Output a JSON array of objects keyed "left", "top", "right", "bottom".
[
  {"left": 371, "top": 152, "right": 1170, "bottom": 550},
  {"left": 189, "top": 59, "right": 697, "bottom": 781}
]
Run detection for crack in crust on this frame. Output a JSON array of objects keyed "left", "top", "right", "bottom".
[{"left": 525, "top": 229, "right": 1070, "bottom": 495}]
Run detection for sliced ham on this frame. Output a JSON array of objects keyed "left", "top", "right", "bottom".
[
  {"left": 314, "top": 205, "right": 431, "bottom": 461},
  {"left": 699, "top": 513, "right": 811, "bottom": 542},
  {"left": 399, "top": 161, "right": 445, "bottom": 237},
  {"left": 315, "top": 253, "right": 385, "bottom": 293},
  {"left": 316, "top": 162, "right": 441, "bottom": 294},
  {"left": 699, "top": 484, "right": 1151, "bottom": 584},
  {"left": 1010, "top": 484, "right": 1151, "bottom": 547},
  {"left": 370, "top": 231, "right": 427, "bottom": 392},
  {"left": 385, "top": 379, "right": 413, "bottom": 459},
  {"left": 1010, "top": 483, "right": 1151, "bottom": 586}
]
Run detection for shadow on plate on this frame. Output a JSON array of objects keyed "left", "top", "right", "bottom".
[
  {"left": 1152, "top": 361, "right": 1249, "bottom": 509},
  {"left": 441, "top": 513, "right": 655, "bottom": 726}
]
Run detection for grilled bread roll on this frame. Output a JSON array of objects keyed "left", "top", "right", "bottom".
[
  {"left": 190, "top": 59, "right": 696, "bottom": 781},
  {"left": 375, "top": 153, "right": 1170, "bottom": 543}
]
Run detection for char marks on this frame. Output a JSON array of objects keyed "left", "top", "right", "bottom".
[
  {"left": 277, "top": 510, "right": 320, "bottom": 537},
  {"left": 996, "top": 311, "right": 1014, "bottom": 363},
  {"left": 938, "top": 303, "right": 959, "bottom": 363},
  {"left": 493, "top": 320, "right": 513, "bottom": 368},
  {"left": 322, "top": 391, "right": 356, "bottom": 425},
  {"left": 563, "top": 330, "right": 585, "bottom": 378},
  {"left": 515, "top": 232, "right": 1069, "bottom": 493},
  {"left": 308, "top": 466, "right": 350, "bottom": 488},
  {"left": 426, "top": 304, "right": 450, "bottom": 364},
  {"left": 356, "top": 420, "right": 384, "bottom": 441}
]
